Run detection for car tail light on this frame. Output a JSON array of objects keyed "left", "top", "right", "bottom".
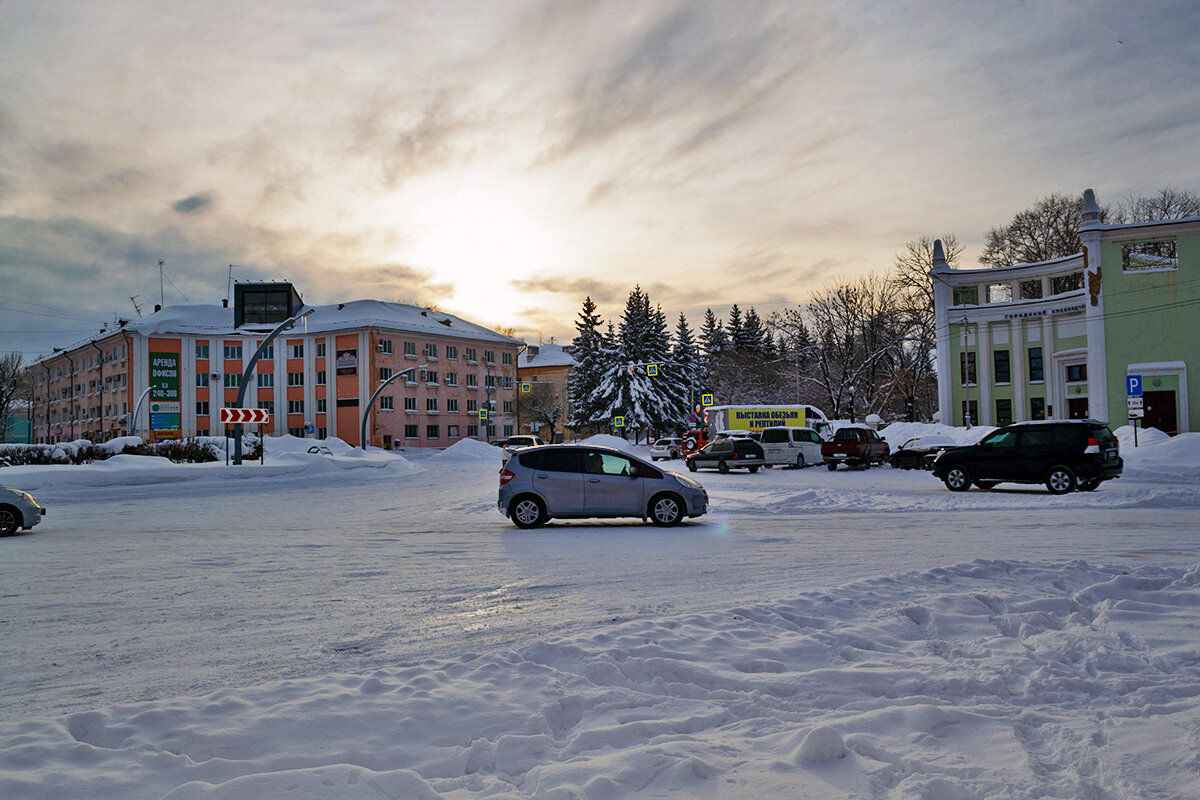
[
  {"left": 1084, "top": 436, "right": 1100, "bottom": 454},
  {"left": 499, "top": 469, "right": 515, "bottom": 485}
]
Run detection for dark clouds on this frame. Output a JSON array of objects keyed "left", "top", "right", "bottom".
[{"left": 173, "top": 192, "right": 215, "bottom": 214}]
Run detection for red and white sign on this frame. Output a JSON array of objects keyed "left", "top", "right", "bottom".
[{"left": 219, "top": 407, "right": 271, "bottom": 424}]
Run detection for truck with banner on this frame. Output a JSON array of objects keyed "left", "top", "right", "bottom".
[{"left": 705, "top": 405, "right": 831, "bottom": 439}]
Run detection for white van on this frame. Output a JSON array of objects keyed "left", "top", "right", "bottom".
[{"left": 759, "top": 426, "right": 823, "bottom": 468}]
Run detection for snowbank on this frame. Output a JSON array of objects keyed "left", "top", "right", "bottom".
[
  {"left": 879, "top": 421, "right": 994, "bottom": 447},
  {"left": 581, "top": 433, "right": 633, "bottom": 452},
  {"left": 433, "top": 437, "right": 505, "bottom": 461},
  {"left": 1121, "top": 431, "right": 1200, "bottom": 481},
  {"left": 1113, "top": 423, "right": 1171, "bottom": 448}
]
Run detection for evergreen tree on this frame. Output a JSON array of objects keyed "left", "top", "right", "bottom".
[
  {"left": 672, "top": 312, "right": 702, "bottom": 410},
  {"left": 700, "top": 308, "right": 727, "bottom": 358},
  {"left": 726, "top": 305, "right": 745, "bottom": 350},
  {"left": 742, "top": 307, "right": 775, "bottom": 356},
  {"left": 567, "top": 296, "right": 606, "bottom": 431}
]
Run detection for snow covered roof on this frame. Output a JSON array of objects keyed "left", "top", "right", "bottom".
[
  {"left": 121, "top": 299, "right": 522, "bottom": 345},
  {"left": 519, "top": 343, "right": 576, "bottom": 368}
]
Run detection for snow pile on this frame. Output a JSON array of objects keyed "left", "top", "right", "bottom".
[
  {"left": 97, "top": 436, "right": 143, "bottom": 454},
  {"left": 1113, "top": 423, "right": 1171, "bottom": 448},
  {"left": 1121, "top": 431, "right": 1200, "bottom": 481},
  {"left": 433, "top": 437, "right": 505, "bottom": 461},
  {"left": 580, "top": 433, "right": 633, "bottom": 451},
  {"left": 4, "top": 560, "right": 1199, "bottom": 799},
  {"left": 879, "top": 422, "right": 993, "bottom": 448}
]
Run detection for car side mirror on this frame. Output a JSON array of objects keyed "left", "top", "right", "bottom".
[{"left": 628, "top": 466, "right": 640, "bottom": 478}]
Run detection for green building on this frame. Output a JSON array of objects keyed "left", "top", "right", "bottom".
[{"left": 933, "top": 189, "right": 1199, "bottom": 434}]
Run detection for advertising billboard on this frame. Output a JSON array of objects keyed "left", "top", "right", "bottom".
[{"left": 149, "top": 351, "right": 181, "bottom": 440}]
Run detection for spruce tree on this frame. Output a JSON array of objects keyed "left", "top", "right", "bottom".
[
  {"left": 672, "top": 312, "right": 701, "bottom": 411},
  {"left": 567, "top": 296, "right": 605, "bottom": 431}
]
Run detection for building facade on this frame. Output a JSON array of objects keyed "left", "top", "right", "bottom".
[
  {"left": 516, "top": 343, "right": 576, "bottom": 442},
  {"left": 27, "top": 284, "right": 522, "bottom": 448},
  {"left": 933, "top": 189, "right": 1200, "bottom": 434}
]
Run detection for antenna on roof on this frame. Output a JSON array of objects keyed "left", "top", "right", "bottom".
[
  {"left": 130, "top": 295, "right": 144, "bottom": 317},
  {"left": 159, "top": 260, "right": 165, "bottom": 307}
]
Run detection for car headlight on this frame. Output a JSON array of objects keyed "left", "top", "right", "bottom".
[{"left": 672, "top": 473, "right": 703, "bottom": 490}]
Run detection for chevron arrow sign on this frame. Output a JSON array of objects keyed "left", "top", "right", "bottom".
[{"left": 218, "top": 407, "right": 271, "bottom": 424}]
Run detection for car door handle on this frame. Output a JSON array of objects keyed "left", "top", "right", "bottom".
[
  {"left": 588, "top": 478, "right": 601, "bottom": 483},
  {"left": 535, "top": 473, "right": 548, "bottom": 479}
]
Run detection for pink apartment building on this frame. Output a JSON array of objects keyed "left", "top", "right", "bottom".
[{"left": 27, "top": 282, "right": 521, "bottom": 448}]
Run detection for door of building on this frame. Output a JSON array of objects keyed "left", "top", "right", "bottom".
[
  {"left": 1143, "top": 390, "right": 1178, "bottom": 435},
  {"left": 1067, "top": 397, "right": 1089, "bottom": 419}
]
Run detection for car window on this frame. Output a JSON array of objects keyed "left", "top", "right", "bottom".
[
  {"left": 584, "top": 452, "right": 633, "bottom": 476},
  {"left": 1089, "top": 425, "right": 1117, "bottom": 446},
  {"left": 1053, "top": 425, "right": 1083, "bottom": 445},
  {"left": 981, "top": 429, "right": 1018, "bottom": 448},
  {"left": 833, "top": 429, "right": 858, "bottom": 441},
  {"left": 520, "top": 449, "right": 583, "bottom": 472},
  {"left": 1019, "top": 428, "right": 1053, "bottom": 448},
  {"left": 761, "top": 429, "right": 788, "bottom": 443}
]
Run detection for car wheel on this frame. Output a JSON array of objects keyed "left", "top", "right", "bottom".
[
  {"left": 648, "top": 493, "right": 684, "bottom": 527},
  {"left": 796, "top": 454, "right": 805, "bottom": 469},
  {"left": 1046, "top": 466, "right": 1076, "bottom": 495},
  {"left": 748, "top": 465, "right": 759, "bottom": 473},
  {"left": 943, "top": 464, "right": 971, "bottom": 492},
  {"left": 827, "top": 461, "right": 837, "bottom": 471},
  {"left": 718, "top": 461, "right": 729, "bottom": 474},
  {"left": 975, "top": 480, "right": 999, "bottom": 490},
  {"left": 509, "top": 495, "right": 547, "bottom": 529},
  {"left": 0, "top": 504, "right": 20, "bottom": 536},
  {"left": 688, "top": 460, "right": 698, "bottom": 472},
  {"left": 1077, "top": 478, "right": 1100, "bottom": 492}
]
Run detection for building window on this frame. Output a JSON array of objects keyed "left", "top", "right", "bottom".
[
  {"left": 465, "top": 348, "right": 477, "bottom": 363},
  {"left": 224, "top": 344, "right": 243, "bottom": 360},
  {"left": 224, "top": 373, "right": 242, "bottom": 388},
  {"left": 422, "top": 370, "right": 438, "bottom": 385},
  {"left": 502, "top": 352, "right": 513, "bottom": 365},
  {"left": 1066, "top": 363, "right": 1087, "bottom": 383},
  {"left": 502, "top": 376, "right": 513, "bottom": 389},
  {"left": 317, "top": 427, "right": 327, "bottom": 438},
  {"left": 257, "top": 344, "right": 274, "bottom": 360},
  {"left": 987, "top": 283, "right": 1013, "bottom": 304},
  {"left": 316, "top": 370, "right": 326, "bottom": 385},
  {"left": 503, "top": 424, "right": 513, "bottom": 436},
  {"left": 447, "top": 398, "right": 459, "bottom": 412},
  {"left": 1051, "top": 273, "right": 1084, "bottom": 295},
  {"left": 959, "top": 352, "right": 976, "bottom": 386},
  {"left": 379, "top": 396, "right": 394, "bottom": 411},
  {"left": 485, "top": 375, "right": 496, "bottom": 389},
  {"left": 258, "top": 400, "right": 275, "bottom": 414},
  {"left": 467, "top": 399, "right": 477, "bottom": 413},
  {"left": 258, "top": 372, "right": 274, "bottom": 387},
  {"left": 316, "top": 342, "right": 326, "bottom": 357},
  {"left": 952, "top": 286, "right": 979, "bottom": 306},
  {"left": 448, "top": 425, "right": 460, "bottom": 438},
  {"left": 426, "top": 425, "right": 440, "bottom": 439},
  {"left": 289, "top": 344, "right": 304, "bottom": 359},
  {"left": 316, "top": 399, "right": 327, "bottom": 413},
  {"left": 379, "top": 367, "right": 393, "bottom": 381},
  {"left": 405, "top": 397, "right": 417, "bottom": 411},
  {"left": 378, "top": 339, "right": 393, "bottom": 354},
  {"left": 197, "top": 429, "right": 209, "bottom": 437},
  {"left": 446, "top": 345, "right": 458, "bottom": 359},
  {"left": 404, "top": 341, "right": 417, "bottom": 357},
  {"left": 503, "top": 400, "right": 514, "bottom": 413},
  {"left": 196, "top": 344, "right": 210, "bottom": 360},
  {"left": 995, "top": 398, "right": 1013, "bottom": 426},
  {"left": 466, "top": 374, "right": 478, "bottom": 388},
  {"left": 467, "top": 424, "right": 478, "bottom": 437},
  {"left": 196, "top": 372, "right": 210, "bottom": 387},
  {"left": 484, "top": 350, "right": 495, "bottom": 364},
  {"left": 405, "top": 424, "right": 418, "bottom": 438},
  {"left": 961, "top": 399, "right": 979, "bottom": 426},
  {"left": 424, "top": 343, "right": 438, "bottom": 359},
  {"left": 288, "top": 399, "right": 304, "bottom": 414},
  {"left": 993, "top": 350, "right": 1010, "bottom": 384},
  {"left": 445, "top": 372, "right": 458, "bottom": 386},
  {"left": 288, "top": 372, "right": 304, "bottom": 386},
  {"left": 1123, "top": 240, "right": 1177, "bottom": 271},
  {"left": 1028, "top": 347, "right": 1044, "bottom": 382},
  {"left": 1030, "top": 397, "right": 1046, "bottom": 420},
  {"left": 1019, "top": 280, "right": 1043, "bottom": 300},
  {"left": 426, "top": 398, "right": 438, "bottom": 413},
  {"left": 196, "top": 401, "right": 210, "bottom": 416}
]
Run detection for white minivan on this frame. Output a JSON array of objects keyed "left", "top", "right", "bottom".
[{"left": 759, "top": 426, "right": 823, "bottom": 468}]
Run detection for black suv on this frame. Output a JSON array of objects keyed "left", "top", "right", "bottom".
[
  {"left": 931, "top": 420, "right": 1122, "bottom": 494},
  {"left": 686, "top": 437, "right": 766, "bottom": 473}
]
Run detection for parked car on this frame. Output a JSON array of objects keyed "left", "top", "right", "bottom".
[
  {"left": 495, "top": 435, "right": 545, "bottom": 456},
  {"left": 681, "top": 428, "right": 708, "bottom": 456},
  {"left": 686, "top": 438, "right": 765, "bottom": 473},
  {"left": 649, "top": 437, "right": 683, "bottom": 460},
  {"left": 930, "top": 420, "right": 1122, "bottom": 494},
  {"left": 890, "top": 435, "right": 957, "bottom": 470},
  {"left": 760, "top": 426, "right": 823, "bottom": 468},
  {"left": 1, "top": 484, "right": 46, "bottom": 536},
  {"left": 821, "top": 426, "right": 890, "bottom": 470},
  {"left": 498, "top": 445, "right": 708, "bottom": 528}
]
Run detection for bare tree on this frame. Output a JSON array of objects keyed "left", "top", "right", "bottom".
[
  {"left": 1113, "top": 186, "right": 1200, "bottom": 223},
  {"left": 518, "top": 381, "right": 568, "bottom": 443},
  {"left": 0, "top": 353, "right": 29, "bottom": 443},
  {"left": 980, "top": 193, "right": 1109, "bottom": 267}
]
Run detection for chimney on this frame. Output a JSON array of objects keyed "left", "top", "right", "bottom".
[
  {"left": 222, "top": 298, "right": 229, "bottom": 308},
  {"left": 154, "top": 304, "right": 162, "bottom": 313}
]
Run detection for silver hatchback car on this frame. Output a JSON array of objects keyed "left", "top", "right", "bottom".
[{"left": 498, "top": 445, "right": 708, "bottom": 528}]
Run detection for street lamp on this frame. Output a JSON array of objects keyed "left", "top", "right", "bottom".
[
  {"left": 849, "top": 385, "right": 856, "bottom": 424},
  {"left": 233, "top": 308, "right": 315, "bottom": 465},
  {"left": 360, "top": 364, "right": 426, "bottom": 450},
  {"left": 129, "top": 385, "right": 153, "bottom": 442}
]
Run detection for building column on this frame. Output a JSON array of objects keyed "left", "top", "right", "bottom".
[
  {"left": 1079, "top": 189, "right": 1108, "bottom": 423},
  {"left": 931, "top": 240, "right": 954, "bottom": 424},
  {"left": 1011, "top": 320, "right": 1025, "bottom": 421}
]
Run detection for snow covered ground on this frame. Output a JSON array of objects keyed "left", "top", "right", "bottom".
[{"left": 2, "top": 428, "right": 1199, "bottom": 799}]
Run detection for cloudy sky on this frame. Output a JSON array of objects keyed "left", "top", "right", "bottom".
[{"left": 2, "top": 0, "right": 1198, "bottom": 360}]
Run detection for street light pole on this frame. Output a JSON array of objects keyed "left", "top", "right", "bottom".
[
  {"left": 233, "top": 308, "right": 314, "bottom": 465},
  {"left": 360, "top": 364, "right": 426, "bottom": 450},
  {"left": 129, "top": 385, "right": 152, "bottom": 442}
]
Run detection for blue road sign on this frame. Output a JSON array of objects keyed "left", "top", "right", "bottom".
[
  {"left": 305, "top": 424, "right": 315, "bottom": 435},
  {"left": 1126, "top": 375, "right": 1142, "bottom": 397},
  {"left": 613, "top": 416, "right": 625, "bottom": 427}
]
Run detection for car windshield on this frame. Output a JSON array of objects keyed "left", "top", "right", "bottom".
[{"left": 981, "top": 429, "right": 1019, "bottom": 447}]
